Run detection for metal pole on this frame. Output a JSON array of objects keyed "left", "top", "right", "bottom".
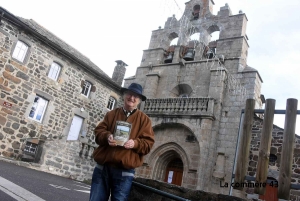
[{"left": 229, "top": 112, "right": 244, "bottom": 195}]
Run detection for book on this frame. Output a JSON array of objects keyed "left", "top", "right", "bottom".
[{"left": 113, "top": 121, "right": 132, "bottom": 146}]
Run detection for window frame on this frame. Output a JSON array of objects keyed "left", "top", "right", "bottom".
[
  {"left": 107, "top": 96, "right": 116, "bottom": 110},
  {"left": 12, "top": 40, "right": 29, "bottom": 63},
  {"left": 81, "top": 80, "right": 92, "bottom": 97},
  {"left": 24, "top": 141, "right": 39, "bottom": 156},
  {"left": 28, "top": 95, "right": 49, "bottom": 123},
  {"left": 47, "top": 62, "right": 62, "bottom": 81}
]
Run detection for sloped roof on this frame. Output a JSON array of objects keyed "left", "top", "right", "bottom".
[
  {"left": 243, "top": 65, "right": 263, "bottom": 83},
  {"left": 0, "top": 6, "right": 121, "bottom": 91}
]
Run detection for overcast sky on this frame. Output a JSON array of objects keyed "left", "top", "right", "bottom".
[{"left": 1, "top": 0, "right": 300, "bottom": 133}]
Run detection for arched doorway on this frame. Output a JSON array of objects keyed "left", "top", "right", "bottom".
[
  {"left": 143, "top": 123, "right": 200, "bottom": 189},
  {"left": 164, "top": 158, "right": 183, "bottom": 186}
]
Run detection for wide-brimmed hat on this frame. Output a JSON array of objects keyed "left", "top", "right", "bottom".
[{"left": 121, "top": 83, "right": 146, "bottom": 101}]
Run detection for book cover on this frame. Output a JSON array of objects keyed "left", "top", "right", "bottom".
[{"left": 113, "top": 121, "right": 132, "bottom": 146}]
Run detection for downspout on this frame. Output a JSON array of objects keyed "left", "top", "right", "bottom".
[{"left": 229, "top": 111, "right": 244, "bottom": 195}]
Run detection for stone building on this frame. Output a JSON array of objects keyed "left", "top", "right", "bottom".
[
  {"left": 0, "top": 6, "right": 127, "bottom": 181},
  {"left": 123, "top": 0, "right": 263, "bottom": 193},
  {"left": 122, "top": 0, "right": 300, "bottom": 200},
  {"left": 1, "top": 1, "right": 299, "bottom": 200}
]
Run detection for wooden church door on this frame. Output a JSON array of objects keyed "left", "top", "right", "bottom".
[
  {"left": 164, "top": 158, "right": 183, "bottom": 186},
  {"left": 259, "top": 184, "right": 278, "bottom": 201}
]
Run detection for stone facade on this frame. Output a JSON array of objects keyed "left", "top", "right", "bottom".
[
  {"left": 0, "top": 7, "right": 123, "bottom": 181},
  {"left": 124, "top": 0, "right": 263, "bottom": 195},
  {"left": 124, "top": 0, "right": 299, "bottom": 198}
]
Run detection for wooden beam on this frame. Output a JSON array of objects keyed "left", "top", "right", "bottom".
[
  {"left": 278, "top": 98, "right": 298, "bottom": 200},
  {"left": 254, "top": 99, "right": 276, "bottom": 195},
  {"left": 234, "top": 99, "right": 255, "bottom": 190}
]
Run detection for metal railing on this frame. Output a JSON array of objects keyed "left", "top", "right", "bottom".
[{"left": 132, "top": 181, "right": 191, "bottom": 201}]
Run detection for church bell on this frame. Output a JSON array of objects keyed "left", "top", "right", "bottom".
[
  {"left": 183, "top": 48, "right": 195, "bottom": 61},
  {"left": 206, "top": 48, "right": 215, "bottom": 59},
  {"left": 164, "top": 53, "right": 173, "bottom": 63}
]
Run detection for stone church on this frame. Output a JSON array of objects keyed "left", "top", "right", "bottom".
[
  {"left": 123, "top": 0, "right": 300, "bottom": 200},
  {"left": 1, "top": 1, "right": 300, "bottom": 200},
  {"left": 124, "top": 0, "right": 262, "bottom": 192}
]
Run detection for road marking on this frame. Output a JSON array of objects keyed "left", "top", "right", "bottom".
[
  {"left": 74, "top": 189, "right": 90, "bottom": 193},
  {"left": 73, "top": 184, "right": 91, "bottom": 189},
  {"left": 49, "top": 184, "right": 70, "bottom": 190},
  {"left": 0, "top": 176, "right": 46, "bottom": 201}
]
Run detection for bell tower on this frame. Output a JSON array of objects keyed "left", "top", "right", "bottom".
[{"left": 124, "top": 0, "right": 263, "bottom": 195}]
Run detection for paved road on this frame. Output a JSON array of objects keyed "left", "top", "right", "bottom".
[{"left": 0, "top": 160, "right": 90, "bottom": 201}]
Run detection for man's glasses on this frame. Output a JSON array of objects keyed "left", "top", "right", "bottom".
[{"left": 125, "top": 91, "right": 141, "bottom": 99}]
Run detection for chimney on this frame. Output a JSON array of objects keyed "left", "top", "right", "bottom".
[{"left": 112, "top": 60, "right": 128, "bottom": 86}]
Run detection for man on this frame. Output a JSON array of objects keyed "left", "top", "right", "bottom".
[{"left": 90, "top": 83, "right": 155, "bottom": 201}]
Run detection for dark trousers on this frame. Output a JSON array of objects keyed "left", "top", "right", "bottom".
[{"left": 89, "top": 164, "right": 135, "bottom": 201}]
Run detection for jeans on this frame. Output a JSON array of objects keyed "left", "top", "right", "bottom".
[{"left": 89, "top": 164, "right": 135, "bottom": 201}]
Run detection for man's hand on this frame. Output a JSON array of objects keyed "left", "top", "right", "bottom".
[
  {"left": 124, "top": 139, "right": 135, "bottom": 149},
  {"left": 108, "top": 134, "right": 117, "bottom": 146}
]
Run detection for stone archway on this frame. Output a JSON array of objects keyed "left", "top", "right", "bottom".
[
  {"left": 149, "top": 142, "right": 189, "bottom": 182},
  {"left": 140, "top": 123, "right": 200, "bottom": 189},
  {"left": 206, "top": 24, "right": 220, "bottom": 35},
  {"left": 170, "top": 83, "right": 193, "bottom": 97}
]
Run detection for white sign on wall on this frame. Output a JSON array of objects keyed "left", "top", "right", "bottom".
[{"left": 167, "top": 171, "right": 173, "bottom": 183}]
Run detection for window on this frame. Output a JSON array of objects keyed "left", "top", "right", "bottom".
[
  {"left": 12, "top": 41, "right": 29, "bottom": 62},
  {"left": 28, "top": 95, "right": 48, "bottom": 122},
  {"left": 67, "top": 115, "right": 84, "bottom": 141},
  {"left": 48, "top": 62, "right": 61, "bottom": 81},
  {"left": 24, "top": 141, "right": 38, "bottom": 155},
  {"left": 81, "top": 80, "right": 92, "bottom": 97},
  {"left": 269, "top": 154, "right": 277, "bottom": 165},
  {"left": 180, "top": 94, "right": 189, "bottom": 98},
  {"left": 107, "top": 96, "right": 116, "bottom": 110},
  {"left": 193, "top": 5, "right": 200, "bottom": 20}
]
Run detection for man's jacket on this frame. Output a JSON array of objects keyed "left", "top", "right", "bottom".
[{"left": 93, "top": 107, "right": 155, "bottom": 169}]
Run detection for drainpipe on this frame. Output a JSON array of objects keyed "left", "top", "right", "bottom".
[{"left": 229, "top": 111, "right": 244, "bottom": 195}]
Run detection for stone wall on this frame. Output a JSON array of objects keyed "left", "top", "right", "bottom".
[
  {"left": 129, "top": 177, "right": 249, "bottom": 201},
  {"left": 244, "top": 116, "right": 300, "bottom": 200},
  {"left": 0, "top": 17, "right": 122, "bottom": 181}
]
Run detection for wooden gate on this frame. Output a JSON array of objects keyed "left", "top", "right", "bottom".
[{"left": 232, "top": 98, "right": 299, "bottom": 200}]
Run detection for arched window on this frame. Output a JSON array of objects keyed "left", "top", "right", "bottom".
[
  {"left": 192, "top": 5, "right": 200, "bottom": 20},
  {"left": 48, "top": 62, "right": 62, "bottom": 81},
  {"left": 170, "top": 37, "right": 178, "bottom": 46},
  {"left": 107, "top": 96, "right": 116, "bottom": 110}
]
